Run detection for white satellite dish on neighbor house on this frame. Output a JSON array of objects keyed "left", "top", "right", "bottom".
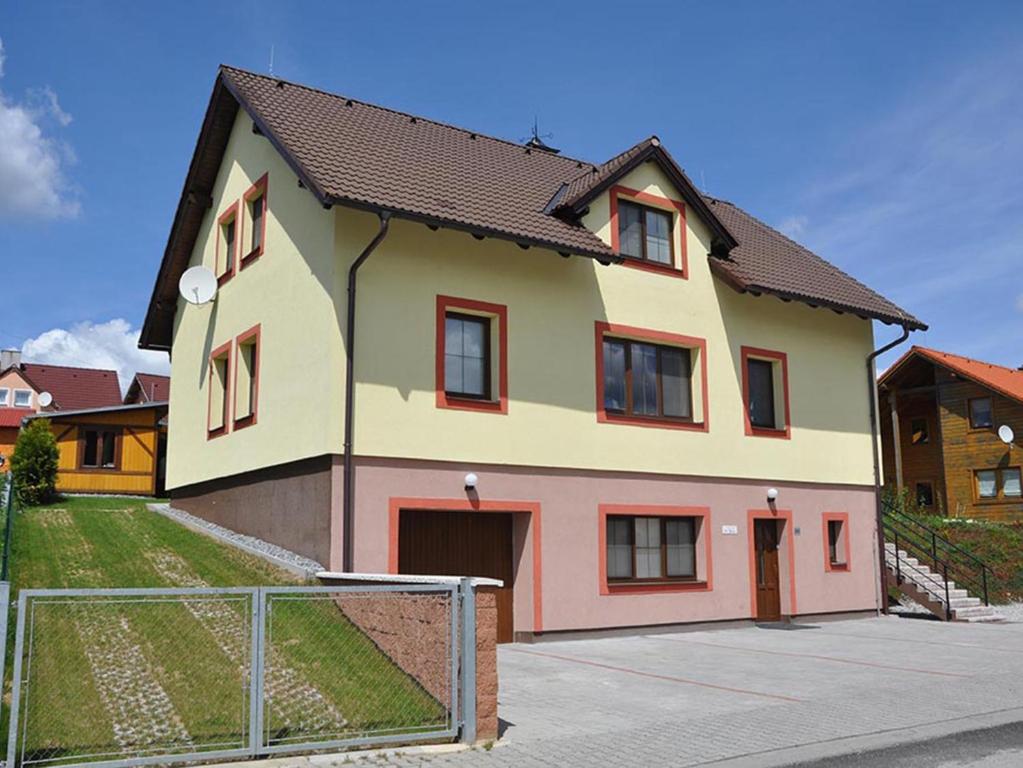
[
  {"left": 37, "top": 392, "right": 53, "bottom": 408},
  {"left": 998, "top": 424, "right": 1015, "bottom": 445},
  {"left": 178, "top": 266, "right": 218, "bottom": 306}
]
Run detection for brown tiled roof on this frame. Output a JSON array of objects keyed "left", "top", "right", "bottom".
[
  {"left": 705, "top": 198, "right": 925, "bottom": 329},
  {"left": 125, "top": 373, "right": 170, "bottom": 404},
  {"left": 141, "top": 65, "right": 923, "bottom": 348},
  {"left": 221, "top": 66, "right": 617, "bottom": 261},
  {"left": 19, "top": 363, "right": 123, "bottom": 410}
]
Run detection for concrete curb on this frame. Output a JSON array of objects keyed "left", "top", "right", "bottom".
[
  {"left": 701, "top": 706, "right": 1023, "bottom": 767},
  {"left": 147, "top": 503, "right": 322, "bottom": 580},
  {"left": 200, "top": 741, "right": 469, "bottom": 768}
]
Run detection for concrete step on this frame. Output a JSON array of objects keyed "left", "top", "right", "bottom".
[
  {"left": 951, "top": 605, "right": 1000, "bottom": 619},
  {"left": 949, "top": 597, "right": 981, "bottom": 609},
  {"left": 961, "top": 613, "right": 1007, "bottom": 623}
]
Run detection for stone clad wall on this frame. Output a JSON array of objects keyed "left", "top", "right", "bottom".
[{"left": 334, "top": 585, "right": 499, "bottom": 742}]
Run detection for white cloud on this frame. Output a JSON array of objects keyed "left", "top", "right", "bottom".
[
  {"left": 0, "top": 36, "right": 79, "bottom": 219},
  {"left": 21, "top": 319, "right": 169, "bottom": 394},
  {"left": 778, "top": 215, "right": 808, "bottom": 238}
]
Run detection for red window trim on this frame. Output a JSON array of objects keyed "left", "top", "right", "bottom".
[
  {"left": 741, "top": 345, "right": 791, "bottom": 439},
  {"left": 435, "top": 295, "right": 508, "bottom": 414},
  {"left": 822, "top": 512, "right": 851, "bottom": 572},
  {"left": 232, "top": 324, "right": 261, "bottom": 430},
  {"left": 598, "top": 505, "right": 712, "bottom": 595},
  {"left": 609, "top": 185, "right": 688, "bottom": 279},
  {"left": 594, "top": 321, "right": 709, "bottom": 431},
  {"left": 207, "top": 340, "right": 233, "bottom": 439},
  {"left": 216, "top": 201, "right": 240, "bottom": 286},
  {"left": 241, "top": 173, "right": 269, "bottom": 269}
]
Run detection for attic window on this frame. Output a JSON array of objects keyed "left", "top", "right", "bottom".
[{"left": 618, "top": 200, "right": 672, "bottom": 265}]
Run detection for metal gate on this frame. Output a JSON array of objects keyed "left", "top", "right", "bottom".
[{"left": 6, "top": 584, "right": 462, "bottom": 768}]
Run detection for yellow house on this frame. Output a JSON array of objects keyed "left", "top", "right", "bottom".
[
  {"left": 24, "top": 403, "right": 168, "bottom": 496},
  {"left": 140, "top": 66, "right": 925, "bottom": 641}
]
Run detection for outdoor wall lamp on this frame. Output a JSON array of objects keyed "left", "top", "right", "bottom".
[
  {"left": 464, "top": 472, "right": 479, "bottom": 491},
  {"left": 766, "top": 488, "right": 779, "bottom": 503}
]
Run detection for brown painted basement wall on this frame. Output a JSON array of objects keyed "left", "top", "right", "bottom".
[{"left": 171, "top": 454, "right": 335, "bottom": 566}]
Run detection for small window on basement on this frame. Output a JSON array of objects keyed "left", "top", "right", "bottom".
[
  {"left": 827, "top": 519, "right": 845, "bottom": 566},
  {"left": 617, "top": 199, "right": 673, "bottom": 265},
  {"left": 916, "top": 482, "right": 935, "bottom": 508},
  {"left": 969, "top": 397, "right": 993, "bottom": 429},
  {"left": 910, "top": 418, "right": 929, "bottom": 445}
]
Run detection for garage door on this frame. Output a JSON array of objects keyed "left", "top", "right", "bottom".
[{"left": 398, "top": 510, "right": 515, "bottom": 643}]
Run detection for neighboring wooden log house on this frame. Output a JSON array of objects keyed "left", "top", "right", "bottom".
[{"left": 879, "top": 346, "right": 1023, "bottom": 520}]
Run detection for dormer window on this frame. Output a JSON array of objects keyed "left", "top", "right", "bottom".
[{"left": 618, "top": 200, "right": 673, "bottom": 265}]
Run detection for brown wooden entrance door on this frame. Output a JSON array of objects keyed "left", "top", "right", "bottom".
[
  {"left": 398, "top": 510, "right": 515, "bottom": 643},
  {"left": 754, "top": 519, "right": 782, "bottom": 621}
]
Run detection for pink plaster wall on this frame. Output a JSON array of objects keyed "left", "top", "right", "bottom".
[{"left": 351, "top": 457, "right": 880, "bottom": 634}]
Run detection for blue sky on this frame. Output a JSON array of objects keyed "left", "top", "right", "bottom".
[{"left": 1, "top": 1, "right": 1021, "bottom": 387}]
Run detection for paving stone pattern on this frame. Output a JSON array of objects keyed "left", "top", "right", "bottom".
[{"left": 343, "top": 617, "right": 1023, "bottom": 767}]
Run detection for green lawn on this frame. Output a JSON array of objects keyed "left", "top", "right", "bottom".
[{"left": 4, "top": 497, "right": 448, "bottom": 766}]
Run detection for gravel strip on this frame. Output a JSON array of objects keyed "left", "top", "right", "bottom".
[{"left": 148, "top": 503, "right": 323, "bottom": 578}]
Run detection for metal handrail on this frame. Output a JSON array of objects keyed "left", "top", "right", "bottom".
[
  {"left": 882, "top": 504, "right": 990, "bottom": 607},
  {"left": 884, "top": 506, "right": 988, "bottom": 570}
]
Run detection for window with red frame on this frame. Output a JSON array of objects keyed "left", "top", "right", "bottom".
[
  {"left": 208, "top": 348, "right": 230, "bottom": 435},
  {"left": 602, "top": 337, "right": 692, "bottom": 421},
  {"left": 617, "top": 199, "right": 673, "bottom": 265},
  {"left": 606, "top": 515, "right": 697, "bottom": 581}
]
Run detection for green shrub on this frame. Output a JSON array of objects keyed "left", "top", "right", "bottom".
[{"left": 11, "top": 419, "right": 59, "bottom": 506}]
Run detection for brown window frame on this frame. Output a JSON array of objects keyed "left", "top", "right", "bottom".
[
  {"left": 826, "top": 519, "right": 843, "bottom": 566},
  {"left": 77, "top": 427, "right": 122, "bottom": 471},
  {"left": 233, "top": 325, "right": 261, "bottom": 430},
  {"left": 443, "top": 311, "right": 492, "bottom": 401},
  {"left": 974, "top": 467, "right": 1022, "bottom": 503},
  {"left": 616, "top": 198, "right": 675, "bottom": 266},
  {"left": 968, "top": 397, "right": 993, "bottom": 430},
  {"left": 602, "top": 336, "right": 693, "bottom": 423},
  {"left": 207, "top": 341, "right": 232, "bottom": 439},
  {"left": 605, "top": 515, "right": 699, "bottom": 585},
  {"left": 910, "top": 417, "right": 929, "bottom": 445},
  {"left": 215, "top": 201, "right": 240, "bottom": 285},
  {"left": 241, "top": 173, "right": 268, "bottom": 268}
]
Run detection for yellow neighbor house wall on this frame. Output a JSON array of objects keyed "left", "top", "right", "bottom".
[
  {"left": 167, "top": 108, "right": 340, "bottom": 489},
  {"left": 169, "top": 123, "right": 877, "bottom": 489}
]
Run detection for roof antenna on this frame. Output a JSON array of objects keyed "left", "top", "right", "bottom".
[
  {"left": 522, "top": 115, "right": 560, "bottom": 154},
  {"left": 269, "top": 44, "right": 275, "bottom": 77}
]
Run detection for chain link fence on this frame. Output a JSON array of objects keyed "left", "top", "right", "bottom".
[{"left": 6, "top": 584, "right": 461, "bottom": 768}]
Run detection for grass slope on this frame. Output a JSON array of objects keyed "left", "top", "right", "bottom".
[{"left": 4, "top": 497, "right": 447, "bottom": 765}]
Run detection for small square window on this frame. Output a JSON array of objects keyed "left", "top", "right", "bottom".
[
  {"left": 910, "top": 418, "right": 929, "bottom": 445},
  {"left": 916, "top": 482, "right": 935, "bottom": 507},
  {"left": 80, "top": 428, "right": 119, "bottom": 469},
  {"left": 13, "top": 390, "right": 31, "bottom": 408},
  {"left": 969, "top": 397, "right": 993, "bottom": 429}
]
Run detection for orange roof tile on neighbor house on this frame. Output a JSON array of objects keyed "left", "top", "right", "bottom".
[
  {"left": 881, "top": 346, "right": 1023, "bottom": 405},
  {"left": 18, "top": 363, "right": 123, "bottom": 410}
]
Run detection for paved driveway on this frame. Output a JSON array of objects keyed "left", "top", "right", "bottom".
[{"left": 382, "top": 615, "right": 1023, "bottom": 766}]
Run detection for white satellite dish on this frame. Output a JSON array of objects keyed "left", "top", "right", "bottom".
[
  {"left": 178, "top": 266, "right": 218, "bottom": 306},
  {"left": 37, "top": 391, "right": 53, "bottom": 408},
  {"left": 998, "top": 424, "right": 1015, "bottom": 445}
]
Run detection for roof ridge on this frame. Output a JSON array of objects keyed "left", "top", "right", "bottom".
[
  {"left": 219, "top": 64, "right": 592, "bottom": 169},
  {"left": 22, "top": 362, "right": 118, "bottom": 374}
]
